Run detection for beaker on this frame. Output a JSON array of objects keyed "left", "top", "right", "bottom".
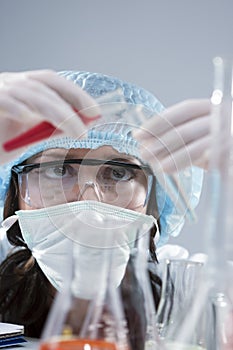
[
  {"left": 156, "top": 259, "right": 204, "bottom": 342},
  {"left": 38, "top": 201, "right": 161, "bottom": 350}
]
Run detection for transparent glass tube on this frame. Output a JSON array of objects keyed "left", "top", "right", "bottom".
[
  {"left": 156, "top": 259, "right": 204, "bottom": 341},
  {"left": 40, "top": 232, "right": 129, "bottom": 350},
  {"left": 206, "top": 56, "right": 233, "bottom": 275},
  {"left": 161, "top": 56, "right": 233, "bottom": 350}
]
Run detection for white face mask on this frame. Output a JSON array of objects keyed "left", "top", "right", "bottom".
[{"left": 2, "top": 201, "right": 158, "bottom": 299}]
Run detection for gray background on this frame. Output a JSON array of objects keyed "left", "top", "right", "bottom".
[{"left": 1, "top": 0, "right": 232, "bottom": 254}]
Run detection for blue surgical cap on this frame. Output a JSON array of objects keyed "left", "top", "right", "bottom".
[{"left": 0, "top": 71, "right": 203, "bottom": 247}]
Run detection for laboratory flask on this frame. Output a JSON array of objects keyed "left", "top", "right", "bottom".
[
  {"left": 38, "top": 201, "right": 161, "bottom": 350},
  {"left": 156, "top": 259, "right": 204, "bottom": 343}
]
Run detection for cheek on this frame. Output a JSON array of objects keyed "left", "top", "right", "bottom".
[
  {"left": 136, "top": 206, "right": 147, "bottom": 214},
  {"left": 18, "top": 197, "right": 32, "bottom": 210},
  {"left": 127, "top": 202, "right": 147, "bottom": 214},
  {"left": 125, "top": 182, "right": 148, "bottom": 212},
  {"left": 142, "top": 205, "right": 147, "bottom": 214}
]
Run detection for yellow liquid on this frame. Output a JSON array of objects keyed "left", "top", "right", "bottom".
[{"left": 40, "top": 338, "right": 121, "bottom": 350}]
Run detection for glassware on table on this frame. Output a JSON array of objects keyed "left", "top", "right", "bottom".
[
  {"left": 156, "top": 259, "right": 204, "bottom": 343},
  {"left": 209, "top": 55, "right": 233, "bottom": 350},
  {"left": 203, "top": 55, "right": 233, "bottom": 349},
  {"left": 38, "top": 202, "right": 161, "bottom": 350},
  {"left": 159, "top": 55, "right": 233, "bottom": 350}
]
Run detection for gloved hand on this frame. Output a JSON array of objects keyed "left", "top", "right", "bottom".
[
  {"left": 133, "top": 99, "right": 211, "bottom": 173},
  {"left": 157, "top": 244, "right": 189, "bottom": 262},
  {"left": 0, "top": 70, "right": 100, "bottom": 164}
]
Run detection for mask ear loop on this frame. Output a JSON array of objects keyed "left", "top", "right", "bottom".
[
  {"left": 1, "top": 215, "right": 18, "bottom": 230},
  {"left": 2, "top": 215, "right": 20, "bottom": 245},
  {"left": 1, "top": 215, "right": 30, "bottom": 248}
]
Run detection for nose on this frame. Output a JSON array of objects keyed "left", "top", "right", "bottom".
[{"left": 77, "top": 181, "right": 103, "bottom": 202}]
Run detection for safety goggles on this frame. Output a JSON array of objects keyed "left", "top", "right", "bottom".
[{"left": 12, "top": 159, "right": 154, "bottom": 209}]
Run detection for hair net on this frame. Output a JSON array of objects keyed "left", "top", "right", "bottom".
[{"left": 0, "top": 71, "right": 203, "bottom": 247}]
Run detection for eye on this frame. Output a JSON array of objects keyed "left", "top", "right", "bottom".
[
  {"left": 101, "top": 166, "right": 135, "bottom": 182},
  {"left": 43, "top": 164, "right": 76, "bottom": 179}
]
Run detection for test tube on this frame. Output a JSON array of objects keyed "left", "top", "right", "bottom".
[{"left": 93, "top": 89, "right": 197, "bottom": 222}]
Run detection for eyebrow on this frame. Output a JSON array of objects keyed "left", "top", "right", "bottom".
[
  {"left": 110, "top": 157, "right": 140, "bottom": 165},
  {"left": 30, "top": 152, "right": 140, "bottom": 164}
]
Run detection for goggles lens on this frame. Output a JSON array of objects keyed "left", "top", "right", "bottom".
[{"left": 12, "top": 159, "right": 153, "bottom": 210}]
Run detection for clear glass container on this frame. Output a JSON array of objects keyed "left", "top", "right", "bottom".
[
  {"left": 38, "top": 202, "right": 161, "bottom": 350},
  {"left": 161, "top": 55, "right": 233, "bottom": 350},
  {"left": 156, "top": 259, "right": 204, "bottom": 343}
]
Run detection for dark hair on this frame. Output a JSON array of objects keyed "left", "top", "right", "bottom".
[
  {"left": 0, "top": 170, "right": 162, "bottom": 341},
  {"left": 0, "top": 173, "right": 55, "bottom": 337}
]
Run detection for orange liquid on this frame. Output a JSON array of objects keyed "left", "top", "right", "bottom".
[{"left": 40, "top": 338, "right": 118, "bottom": 350}]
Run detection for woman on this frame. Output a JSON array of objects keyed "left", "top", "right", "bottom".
[{"left": 0, "top": 70, "right": 205, "bottom": 342}]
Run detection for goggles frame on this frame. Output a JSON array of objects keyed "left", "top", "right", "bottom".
[
  {"left": 12, "top": 159, "right": 154, "bottom": 208},
  {"left": 12, "top": 158, "right": 154, "bottom": 174}
]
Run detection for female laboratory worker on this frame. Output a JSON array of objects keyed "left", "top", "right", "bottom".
[{"left": 0, "top": 70, "right": 209, "bottom": 340}]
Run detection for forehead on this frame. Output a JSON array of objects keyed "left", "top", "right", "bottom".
[{"left": 27, "top": 146, "right": 142, "bottom": 164}]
